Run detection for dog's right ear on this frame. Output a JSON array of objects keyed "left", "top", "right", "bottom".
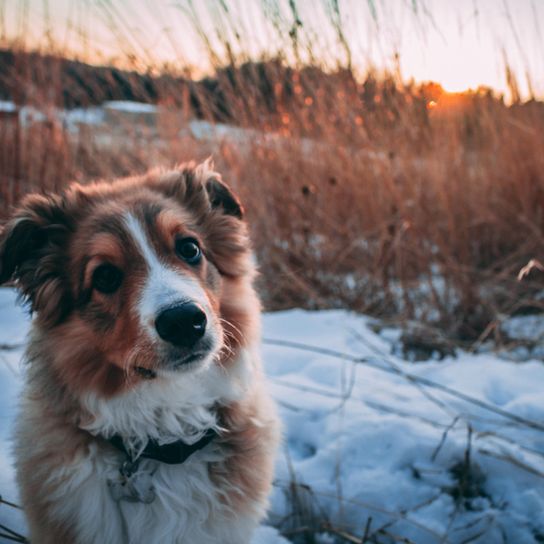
[{"left": 0, "top": 194, "right": 74, "bottom": 323}]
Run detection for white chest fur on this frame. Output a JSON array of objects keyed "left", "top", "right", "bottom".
[
  {"left": 51, "top": 443, "right": 255, "bottom": 544},
  {"left": 20, "top": 348, "right": 262, "bottom": 544}
]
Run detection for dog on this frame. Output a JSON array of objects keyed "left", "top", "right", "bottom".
[{"left": 0, "top": 161, "right": 280, "bottom": 543}]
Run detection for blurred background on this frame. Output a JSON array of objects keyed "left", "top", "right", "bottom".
[
  {"left": 0, "top": 0, "right": 543, "bottom": 349},
  {"left": 1, "top": 2, "right": 544, "bottom": 543}
]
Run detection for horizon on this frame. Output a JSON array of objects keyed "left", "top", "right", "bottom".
[{"left": 0, "top": 0, "right": 542, "bottom": 101}]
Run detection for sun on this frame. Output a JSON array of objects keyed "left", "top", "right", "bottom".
[{"left": 439, "top": 79, "right": 476, "bottom": 95}]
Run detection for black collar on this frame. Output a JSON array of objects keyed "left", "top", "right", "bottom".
[{"left": 108, "top": 428, "right": 217, "bottom": 465}]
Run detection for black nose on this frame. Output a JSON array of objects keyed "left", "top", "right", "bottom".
[{"left": 155, "top": 303, "right": 207, "bottom": 348}]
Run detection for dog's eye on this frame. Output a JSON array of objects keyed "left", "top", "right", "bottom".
[
  {"left": 175, "top": 237, "right": 202, "bottom": 265},
  {"left": 92, "top": 264, "right": 123, "bottom": 294}
]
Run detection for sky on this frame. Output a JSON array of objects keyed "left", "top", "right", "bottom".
[{"left": 1, "top": 0, "right": 542, "bottom": 99}]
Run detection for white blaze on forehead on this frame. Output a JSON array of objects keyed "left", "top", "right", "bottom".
[{"left": 124, "top": 213, "right": 210, "bottom": 334}]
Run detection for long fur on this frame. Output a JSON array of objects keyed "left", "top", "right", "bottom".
[{"left": 2, "top": 162, "right": 280, "bottom": 544}]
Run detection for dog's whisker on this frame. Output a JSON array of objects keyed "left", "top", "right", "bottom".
[{"left": 219, "top": 317, "right": 248, "bottom": 345}]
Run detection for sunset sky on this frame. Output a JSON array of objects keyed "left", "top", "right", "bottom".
[{"left": 1, "top": 0, "right": 542, "bottom": 99}]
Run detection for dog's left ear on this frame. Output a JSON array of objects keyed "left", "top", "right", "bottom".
[
  {"left": 148, "top": 161, "right": 245, "bottom": 220},
  {"left": 205, "top": 177, "right": 244, "bottom": 220}
]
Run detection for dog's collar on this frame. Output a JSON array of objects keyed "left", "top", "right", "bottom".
[{"left": 108, "top": 428, "right": 218, "bottom": 465}]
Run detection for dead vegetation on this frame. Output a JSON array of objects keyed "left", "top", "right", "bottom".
[
  {"left": 0, "top": 5, "right": 543, "bottom": 543},
  {"left": 0, "top": 2, "right": 543, "bottom": 352}
]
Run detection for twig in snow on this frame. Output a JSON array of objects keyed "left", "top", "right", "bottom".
[
  {"left": 431, "top": 416, "right": 462, "bottom": 462},
  {"left": 262, "top": 338, "right": 544, "bottom": 433},
  {"left": 0, "top": 343, "right": 23, "bottom": 351},
  {"left": 457, "top": 516, "right": 494, "bottom": 544},
  {"left": 362, "top": 516, "right": 373, "bottom": 543},
  {"left": 0, "top": 497, "right": 27, "bottom": 543},
  {"left": 322, "top": 523, "right": 364, "bottom": 543},
  {"left": 0, "top": 524, "right": 28, "bottom": 543},
  {"left": 375, "top": 528, "right": 417, "bottom": 544},
  {"left": 0, "top": 496, "right": 22, "bottom": 509},
  {"left": 349, "top": 327, "right": 456, "bottom": 418},
  {"left": 273, "top": 479, "right": 449, "bottom": 542},
  {"left": 476, "top": 430, "right": 544, "bottom": 460},
  {"left": 364, "top": 400, "right": 446, "bottom": 429},
  {"left": 478, "top": 448, "right": 544, "bottom": 478},
  {"left": 0, "top": 533, "right": 26, "bottom": 543}
]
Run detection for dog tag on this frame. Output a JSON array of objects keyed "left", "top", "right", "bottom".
[{"left": 108, "top": 460, "right": 156, "bottom": 504}]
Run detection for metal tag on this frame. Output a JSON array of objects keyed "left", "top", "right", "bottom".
[{"left": 107, "top": 460, "right": 156, "bottom": 504}]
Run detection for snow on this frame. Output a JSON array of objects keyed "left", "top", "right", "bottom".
[
  {"left": 103, "top": 101, "right": 158, "bottom": 114},
  {"left": 252, "top": 526, "right": 290, "bottom": 544},
  {"left": 187, "top": 120, "right": 269, "bottom": 147},
  {"left": 0, "top": 100, "right": 17, "bottom": 113},
  {"left": 63, "top": 107, "right": 105, "bottom": 131},
  {"left": 0, "top": 289, "right": 28, "bottom": 540},
  {"left": 502, "top": 315, "right": 544, "bottom": 342},
  {"left": 1, "top": 289, "right": 544, "bottom": 543}
]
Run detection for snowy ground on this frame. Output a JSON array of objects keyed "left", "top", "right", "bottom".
[{"left": 1, "top": 287, "right": 544, "bottom": 543}]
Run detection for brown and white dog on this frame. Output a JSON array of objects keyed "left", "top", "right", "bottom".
[{"left": 0, "top": 161, "right": 280, "bottom": 543}]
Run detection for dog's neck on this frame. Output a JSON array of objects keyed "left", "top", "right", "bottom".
[{"left": 78, "top": 347, "right": 256, "bottom": 454}]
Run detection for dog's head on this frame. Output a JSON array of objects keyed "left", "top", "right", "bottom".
[{"left": 0, "top": 162, "right": 259, "bottom": 396}]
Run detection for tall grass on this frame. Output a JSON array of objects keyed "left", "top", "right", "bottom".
[{"left": 0, "top": 1, "right": 543, "bottom": 348}]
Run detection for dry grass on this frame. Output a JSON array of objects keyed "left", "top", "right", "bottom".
[
  {"left": 0, "top": 2, "right": 543, "bottom": 349},
  {"left": 1, "top": 6, "right": 543, "bottom": 542}
]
